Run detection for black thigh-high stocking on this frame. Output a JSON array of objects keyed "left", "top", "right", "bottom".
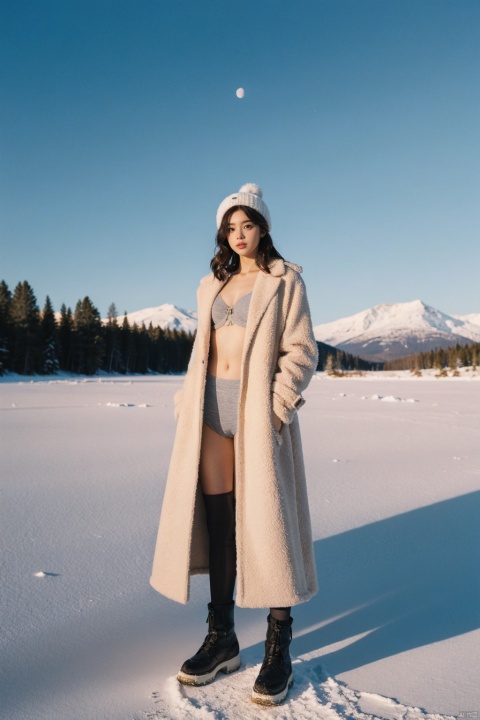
[
  {"left": 270, "top": 606, "right": 292, "bottom": 621},
  {"left": 202, "top": 491, "right": 237, "bottom": 605}
]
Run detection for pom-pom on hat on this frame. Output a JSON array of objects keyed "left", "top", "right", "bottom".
[{"left": 216, "top": 183, "right": 272, "bottom": 231}]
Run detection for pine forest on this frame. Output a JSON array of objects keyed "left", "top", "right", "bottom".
[
  {"left": 0, "top": 280, "right": 194, "bottom": 376},
  {"left": 1, "top": 280, "right": 478, "bottom": 377}
]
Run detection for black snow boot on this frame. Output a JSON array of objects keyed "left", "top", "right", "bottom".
[
  {"left": 177, "top": 601, "right": 241, "bottom": 686},
  {"left": 251, "top": 613, "right": 294, "bottom": 705}
]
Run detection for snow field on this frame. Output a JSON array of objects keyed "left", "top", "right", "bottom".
[{"left": 0, "top": 372, "right": 479, "bottom": 719}]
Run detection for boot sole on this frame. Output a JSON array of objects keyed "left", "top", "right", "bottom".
[
  {"left": 251, "top": 672, "right": 293, "bottom": 705},
  {"left": 177, "top": 653, "right": 241, "bottom": 686}
]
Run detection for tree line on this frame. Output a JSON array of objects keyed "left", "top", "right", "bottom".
[
  {"left": 383, "top": 342, "right": 479, "bottom": 372},
  {"left": 318, "top": 343, "right": 383, "bottom": 372},
  {"left": 0, "top": 279, "right": 402, "bottom": 379},
  {"left": 0, "top": 280, "right": 194, "bottom": 376}
]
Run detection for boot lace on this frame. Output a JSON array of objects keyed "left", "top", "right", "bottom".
[
  {"left": 199, "top": 630, "right": 219, "bottom": 654},
  {"left": 198, "top": 610, "right": 222, "bottom": 655}
]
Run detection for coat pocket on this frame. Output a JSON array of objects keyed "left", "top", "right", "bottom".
[{"left": 271, "top": 411, "right": 284, "bottom": 446}]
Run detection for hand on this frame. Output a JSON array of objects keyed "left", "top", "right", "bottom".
[{"left": 272, "top": 413, "right": 283, "bottom": 433}]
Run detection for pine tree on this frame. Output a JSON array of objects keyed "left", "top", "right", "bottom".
[
  {"left": 0, "top": 281, "right": 12, "bottom": 374},
  {"left": 135, "top": 324, "right": 149, "bottom": 373},
  {"left": 40, "top": 296, "right": 59, "bottom": 374},
  {"left": 10, "top": 281, "right": 41, "bottom": 374},
  {"left": 120, "top": 313, "right": 133, "bottom": 373},
  {"left": 325, "top": 353, "right": 337, "bottom": 375},
  {"left": 448, "top": 348, "right": 459, "bottom": 373},
  {"left": 104, "top": 302, "right": 121, "bottom": 373},
  {"left": 58, "top": 304, "right": 73, "bottom": 371},
  {"left": 433, "top": 347, "right": 447, "bottom": 377},
  {"left": 107, "top": 303, "right": 118, "bottom": 322},
  {"left": 72, "top": 297, "right": 105, "bottom": 374},
  {"left": 433, "top": 348, "right": 445, "bottom": 370},
  {"left": 147, "top": 323, "right": 167, "bottom": 372}
]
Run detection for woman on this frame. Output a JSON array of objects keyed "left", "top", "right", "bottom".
[{"left": 150, "top": 183, "right": 318, "bottom": 705}]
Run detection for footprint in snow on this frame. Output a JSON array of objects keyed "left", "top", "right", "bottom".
[{"left": 145, "top": 660, "right": 454, "bottom": 720}]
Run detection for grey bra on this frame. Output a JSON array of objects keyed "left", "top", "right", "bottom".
[{"left": 211, "top": 291, "right": 252, "bottom": 330}]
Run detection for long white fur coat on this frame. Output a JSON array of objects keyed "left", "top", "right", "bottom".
[{"left": 150, "top": 257, "right": 319, "bottom": 607}]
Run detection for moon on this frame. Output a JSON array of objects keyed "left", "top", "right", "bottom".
[{"left": 236, "top": 88, "right": 245, "bottom": 99}]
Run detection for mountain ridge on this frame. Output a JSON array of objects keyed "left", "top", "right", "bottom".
[
  {"left": 313, "top": 300, "right": 480, "bottom": 361},
  {"left": 102, "top": 304, "right": 198, "bottom": 334}
]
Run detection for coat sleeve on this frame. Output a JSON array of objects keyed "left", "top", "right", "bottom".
[{"left": 271, "top": 274, "right": 318, "bottom": 425}]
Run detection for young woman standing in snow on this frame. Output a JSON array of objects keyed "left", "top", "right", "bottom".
[{"left": 150, "top": 184, "right": 318, "bottom": 705}]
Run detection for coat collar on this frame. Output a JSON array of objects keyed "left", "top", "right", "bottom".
[
  {"left": 199, "top": 257, "right": 302, "bottom": 286},
  {"left": 196, "top": 258, "right": 301, "bottom": 366}
]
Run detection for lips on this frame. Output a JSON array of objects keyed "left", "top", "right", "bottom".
[{"left": 236, "top": 243, "right": 246, "bottom": 248}]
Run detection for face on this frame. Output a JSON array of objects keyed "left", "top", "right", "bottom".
[{"left": 226, "top": 209, "right": 266, "bottom": 259}]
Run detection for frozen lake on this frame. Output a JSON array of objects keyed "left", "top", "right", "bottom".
[{"left": 1, "top": 372, "right": 479, "bottom": 719}]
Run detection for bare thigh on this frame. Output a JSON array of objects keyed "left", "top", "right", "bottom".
[{"left": 199, "top": 422, "right": 235, "bottom": 495}]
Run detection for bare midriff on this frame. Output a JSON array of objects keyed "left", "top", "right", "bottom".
[
  {"left": 207, "top": 324, "right": 246, "bottom": 379},
  {"left": 207, "top": 270, "right": 260, "bottom": 380}
]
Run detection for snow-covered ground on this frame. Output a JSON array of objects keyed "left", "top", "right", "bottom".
[{"left": 1, "top": 371, "right": 479, "bottom": 720}]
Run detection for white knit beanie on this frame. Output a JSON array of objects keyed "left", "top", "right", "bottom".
[{"left": 216, "top": 183, "right": 272, "bottom": 231}]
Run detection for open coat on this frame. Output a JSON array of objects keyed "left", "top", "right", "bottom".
[{"left": 150, "top": 257, "right": 319, "bottom": 608}]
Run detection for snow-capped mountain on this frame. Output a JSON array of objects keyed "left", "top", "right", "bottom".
[
  {"left": 106, "top": 304, "right": 198, "bottom": 333},
  {"left": 313, "top": 300, "right": 480, "bottom": 361}
]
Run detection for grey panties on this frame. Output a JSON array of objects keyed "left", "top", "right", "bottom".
[{"left": 203, "top": 374, "right": 240, "bottom": 438}]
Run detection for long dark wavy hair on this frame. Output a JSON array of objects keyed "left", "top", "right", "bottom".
[{"left": 210, "top": 205, "right": 284, "bottom": 281}]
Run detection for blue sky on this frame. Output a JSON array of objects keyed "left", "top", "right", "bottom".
[{"left": 2, "top": 0, "right": 479, "bottom": 325}]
